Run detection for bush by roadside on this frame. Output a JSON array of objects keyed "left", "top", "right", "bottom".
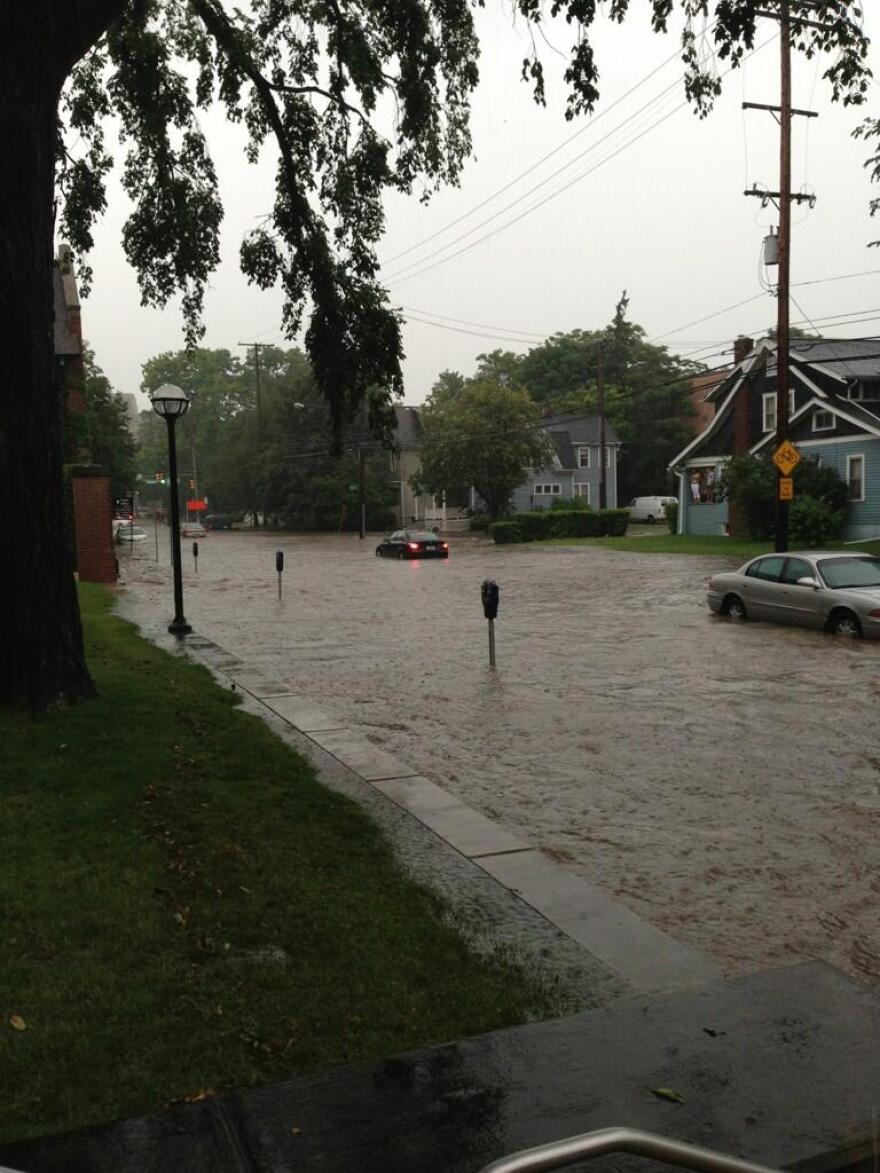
[
  {"left": 490, "top": 509, "right": 630, "bottom": 544},
  {"left": 665, "top": 500, "right": 678, "bottom": 534}
]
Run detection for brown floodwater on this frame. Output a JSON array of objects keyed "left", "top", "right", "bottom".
[{"left": 117, "top": 529, "right": 880, "bottom": 983}]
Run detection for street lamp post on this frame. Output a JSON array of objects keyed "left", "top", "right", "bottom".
[{"left": 150, "top": 383, "right": 192, "bottom": 636}]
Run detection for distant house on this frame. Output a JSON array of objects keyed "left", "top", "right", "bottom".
[
  {"left": 508, "top": 414, "right": 621, "bottom": 512},
  {"left": 669, "top": 335, "right": 880, "bottom": 540}
]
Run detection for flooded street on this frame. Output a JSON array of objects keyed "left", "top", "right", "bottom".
[{"left": 118, "top": 530, "right": 880, "bottom": 983}]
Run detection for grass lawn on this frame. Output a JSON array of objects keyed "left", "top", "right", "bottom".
[
  {"left": 0, "top": 585, "right": 559, "bottom": 1144},
  {"left": 545, "top": 533, "right": 774, "bottom": 559}
]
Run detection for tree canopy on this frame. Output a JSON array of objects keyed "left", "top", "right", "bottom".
[{"left": 415, "top": 378, "right": 552, "bottom": 520}]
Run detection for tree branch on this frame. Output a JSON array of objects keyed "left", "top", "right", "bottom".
[{"left": 267, "top": 82, "right": 367, "bottom": 123}]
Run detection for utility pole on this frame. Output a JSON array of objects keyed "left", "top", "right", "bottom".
[
  {"left": 743, "top": 0, "right": 817, "bottom": 553},
  {"left": 358, "top": 399, "right": 368, "bottom": 540},
  {"left": 239, "top": 341, "right": 265, "bottom": 528},
  {"left": 597, "top": 343, "right": 607, "bottom": 511},
  {"left": 776, "top": 0, "right": 792, "bottom": 553}
]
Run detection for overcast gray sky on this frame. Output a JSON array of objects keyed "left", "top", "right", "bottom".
[{"left": 78, "top": 4, "right": 880, "bottom": 409}]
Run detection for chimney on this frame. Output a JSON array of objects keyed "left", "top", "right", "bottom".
[{"left": 733, "top": 335, "right": 754, "bottom": 366}]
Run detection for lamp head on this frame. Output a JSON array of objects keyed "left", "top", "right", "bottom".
[{"left": 150, "top": 383, "right": 191, "bottom": 420}]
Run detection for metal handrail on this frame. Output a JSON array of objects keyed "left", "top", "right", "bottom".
[{"left": 477, "top": 1127, "right": 782, "bottom": 1173}]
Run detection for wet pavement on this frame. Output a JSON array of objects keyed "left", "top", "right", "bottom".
[{"left": 117, "top": 529, "right": 880, "bottom": 985}]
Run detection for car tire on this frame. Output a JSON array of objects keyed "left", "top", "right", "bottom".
[
  {"left": 828, "top": 609, "right": 862, "bottom": 638},
  {"left": 724, "top": 594, "right": 747, "bottom": 622},
  {"left": 646, "top": 514, "right": 655, "bottom": 524},
  {"left": 397, "top": 548, "right": 406, "bottom": 559},
  {"left": 375, "top": 548, "right": 382, "bottom": 556}
]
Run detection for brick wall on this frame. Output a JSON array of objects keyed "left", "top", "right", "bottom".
[{"left": 72, "top": 472, "right": 117, "bottom": 584}]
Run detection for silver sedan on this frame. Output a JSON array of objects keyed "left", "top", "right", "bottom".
[{"left": 706, "top": 550, "right": 880, "bottom": 638}]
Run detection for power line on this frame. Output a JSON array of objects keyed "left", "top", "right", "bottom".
[
  {"left": 382, "top": 35, "right": 778, "bottom": 287},
  {"left": 384, "top": 99, "right": 687, "bottom": 286},
  {"left": 379, "top": 42, "right": 689, "bottom": 269},
  {"left": 384, "top": 80, "right": 685, "bottom": 283}
]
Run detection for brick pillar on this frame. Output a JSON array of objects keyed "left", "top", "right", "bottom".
[{"left": 71, "top": 469, "right": 117, "bottom": 584}]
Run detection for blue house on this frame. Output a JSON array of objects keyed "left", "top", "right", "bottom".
[
  {"left": 508, "top": 414, "right": 622, "bottom": 512},
  {"left": 669, "top": 336, "right": 880, "bottom": 540}
]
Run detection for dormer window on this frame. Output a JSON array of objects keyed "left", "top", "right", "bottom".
[
  {"left": 812, "top": 411, "right": 834, "bottom": 432},
  {"left": 577, "top": 446, "right": 590, "bottom": 468}
]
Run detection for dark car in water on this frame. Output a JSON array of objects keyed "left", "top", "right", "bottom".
[{"left": 376, "top": 530, "right": 449, "bottom": 559}]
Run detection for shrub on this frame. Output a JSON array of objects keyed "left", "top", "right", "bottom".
[
  {"left": 518, "top": 510, "right": 551, "bottom": 541},
  {"left": 665, "top": 499, "right": 678, "bottom": 534},
  {"left": 789, "top": 496, "right": 845, "bottom": 547},
  {"left": 550, "top": 495, "right": 591, "bottom": 511},
  {"left": 469, "top": 513, "right": 490, "bottom": 532},
  {"left": 603, "top": 509, "right": 630, "bottom": 536},
  {"left": 489, "top": 521, "right": 522, "bottom": 544},
  {"left": 719, "top": 454, "right": 848, "bottom": 540}
]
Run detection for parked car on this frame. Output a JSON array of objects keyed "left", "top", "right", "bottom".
[
  {"left": 115, "top": 524, "right": 147, "bottom": 543},
  {"left": 628, "top": 496, "right": 678, "bottom": 523},
  {"left": 376, "top": 530, "right": 449, "bottom": 559},
  {"left": 707, "top": 551, "right": 880, "bottom": 638},
  {"left": 180, "top": 520, "right": 206, "bottom": 538},
  {"left": 205, "top": 513, "right": 236, "bottom": 530}
]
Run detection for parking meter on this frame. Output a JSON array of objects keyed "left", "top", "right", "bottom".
[
  {"left": 481, "top": 579, "right": 499, "bottom": 620},
  {"left": 276, "top": 550, "right": 284, "bottom": 599},
  {"left": 192, "top": 541, "right": 199, "bottom": 573}
]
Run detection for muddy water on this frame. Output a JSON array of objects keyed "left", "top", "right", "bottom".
[{"left": 118, "top": 530, "right": 880, "bottom": 982}]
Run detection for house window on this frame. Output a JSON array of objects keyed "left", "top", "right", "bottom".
[
  {"left": 762, "top": 393, "right": 777, "bottom": 433},
  {"left": 577, "top": 447, "right": 590, "bottom": 468},
  {"left": 574, "top": 482, "right": 590, "bottom": 503},
  {"left": 812, "top": 411, "right": 834, "bottom": 432},
  {"left": 847, "top": 454, "right": 865, "bottom": 502},
  {"left": 534, "top": 483, "right": 562, "bottom": 496}
]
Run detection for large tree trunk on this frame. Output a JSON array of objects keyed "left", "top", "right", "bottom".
[{"left": 0, "top": 57, "right": 95, "bottom": 710}]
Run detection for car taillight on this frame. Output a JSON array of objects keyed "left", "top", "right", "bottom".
[
  {"left": 408, "top": 542, "right": 420, "bottom": 551},
  {"left": 868, "top": 609, "right": 880, "bottom": 618},
  {"left": 441, "top": 542, "right": 448, "bottom": 549},
  {"left": 707, "top": 579, "right": 716, "bottom": 589}
]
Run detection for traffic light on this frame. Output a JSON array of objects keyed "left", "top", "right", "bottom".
[{"left": 189, "top": 479, "right": 195, "bottom": 491}]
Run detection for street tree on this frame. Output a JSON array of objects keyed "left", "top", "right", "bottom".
[
  {"left": 3, "top": 1, "right": 871, "bottom": 710},
  {"left": 415, "top": 379, "right": 552, "bottom": 521},
  {"left": 517, "top": 299, "right": 701, "bottom": 499}
]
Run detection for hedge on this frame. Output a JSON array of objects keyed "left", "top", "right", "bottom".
[
  {"left": 488, "top": 520, "right": 522, "bottom": 543},
  {"left": 490, "top": 509, "right": 630, "bottom": 543},
  {"left": 665, "top": 500, "right": 678, "bottom": 535}
]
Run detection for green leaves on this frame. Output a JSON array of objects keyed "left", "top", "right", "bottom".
[{"left": 417, "top": 379, "right": 553, "bottom": 521}]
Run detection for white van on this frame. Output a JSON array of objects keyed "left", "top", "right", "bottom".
[{"left": 628, "top": 496, "right": 677, "bottom": 523}]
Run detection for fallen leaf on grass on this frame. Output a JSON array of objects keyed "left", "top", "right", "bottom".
[
  {"left": 9, "top": 1016, "right": 27, "bottom": 1031},
  {"left": 650, "top": 1087, "right": 685, "bottom": 1104}
]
